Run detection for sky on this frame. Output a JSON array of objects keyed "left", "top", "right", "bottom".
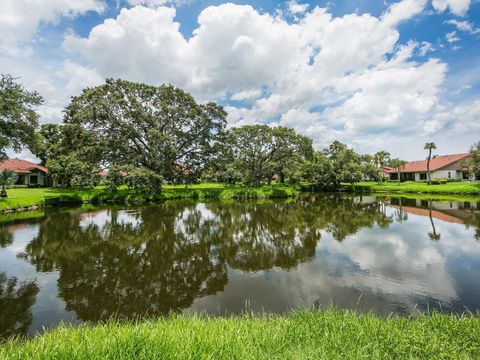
[{"left": 1, "top": 0, "right": 479, "bottom": 161}]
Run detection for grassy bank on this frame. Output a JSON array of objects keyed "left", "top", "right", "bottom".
[
  {"left": 0, "top": 183, "right": 300, "bottom": 212},
  {"left": 1, "top": 311, "right": 480, "bottom": 359},
  {"left": 346, "top": 181, "right": 480, "bottom": 195}
]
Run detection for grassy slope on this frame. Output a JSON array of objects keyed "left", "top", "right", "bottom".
[
  {"left": 348, "top": 181, "right": 480, "bottom": 195},
  {"left": 1, "top": 311, "right": 479, "bottom": 359},
  {"left": 0, "top": 183, "right": 300, "bottom": 211}
]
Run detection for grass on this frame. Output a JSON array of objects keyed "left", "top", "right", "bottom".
[
  {"left": 1, "top": 310, "right": 480, "bottom": 359},
  {"left": 346, "top": 181, "right": 480, "bottom": 195},
  {"left": 0, "top": 183, "right": 301, "bottom": 212}
]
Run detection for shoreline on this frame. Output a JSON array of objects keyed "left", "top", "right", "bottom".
[{"left": 1, "top": 182, "right": 479, "bottom": 216}]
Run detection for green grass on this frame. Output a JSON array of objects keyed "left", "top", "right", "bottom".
[
  {"left": 346, "top": 181, "right": 480, "bottom": 195},
  {"left": 1, "top": 310, "right": 480, "bottom": 359},
  {"left": 0, "top": 183, "right": 300, "bottom": 212}
]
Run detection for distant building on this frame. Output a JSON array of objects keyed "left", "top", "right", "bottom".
[
  {"left": 386, "top": 153, "right": 477, "bottom": 181},
  {"left": 0, "top": 158, "right": 51, "bottom": 186}
]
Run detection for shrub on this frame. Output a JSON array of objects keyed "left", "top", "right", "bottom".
[
  {"left": 105, "top": 167, "right": 125, "bottom": 192},
  {"left": 123, "top": 168, "right": 163, "bottom": 195}
]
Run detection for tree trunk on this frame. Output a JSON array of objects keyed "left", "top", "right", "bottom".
[
  {"left": 267, "top": 176, "right": 272, "bottom": 185},
  {"left": 256, "top": 176, "right": 260, "bottom": 188},
  {"left": 397, "top": 168, "right": 401, "bottom": 184},
  {"left": 427, "top": 148, "right": 432, "bottom": 185},
  {"left": 280, "top": 172, "right": 285, "bottom": 184},
  {"left": 0, "top": 184, "right": 6, "bottom": 198}
]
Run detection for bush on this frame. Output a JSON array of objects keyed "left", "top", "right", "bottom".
[
  {"left": 123, "top": 168, "right": 163, "bottom": 195},
  {"left": 104, "top": 167, "right": 125, "bottom": 192}
]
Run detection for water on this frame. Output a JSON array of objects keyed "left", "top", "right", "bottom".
[{"left": 1, "top": 194, "right": 479, "bottom": 339}]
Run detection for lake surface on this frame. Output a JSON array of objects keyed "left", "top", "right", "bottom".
[{"left": 1, "top": 194, "right": 480, "bottom": 339}]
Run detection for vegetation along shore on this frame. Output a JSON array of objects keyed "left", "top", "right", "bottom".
[{"left": 1, "top": 310, "right": 479, "bottom": 359}]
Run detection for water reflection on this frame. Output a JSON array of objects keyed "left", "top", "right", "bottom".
[
  {"left": 0, "top": 273, "right": 39, "bottom": 339},
  {"left": 0, "top": 194, "right": 479, "bottom": 339}
]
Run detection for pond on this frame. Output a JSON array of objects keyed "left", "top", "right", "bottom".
[{"left": 1, "top": 194, "right": 480, "bottom": 339}]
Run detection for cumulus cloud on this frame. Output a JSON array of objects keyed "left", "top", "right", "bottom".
[
  {"left": 2, "top": 0, "right": 478, "bottom": 158},
  {"left": 62, "top": 1, "right": 472, "bottom": 153},
  {"left": 0, "top": 0, "right": 105, "bottom": 53},
  {"left": 431, "top": 0, "right": 471, "bottom": 16}
]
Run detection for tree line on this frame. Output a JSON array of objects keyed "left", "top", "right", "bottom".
[{"left": 1, "top": 74, "right": 479, "bottom": 191}]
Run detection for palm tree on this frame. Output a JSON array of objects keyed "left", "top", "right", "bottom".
[
  {"left": 424, "top": 142, "right": 436, "bottom": 185},
  {"left": 0, "top": 169, "right": 18, "bottom": 198},
  {"left": 389, "top": 158, "right": 406, "bottom": 184},
  {"left": 374, "top": 151, "right": 391, "bottom": 184}
]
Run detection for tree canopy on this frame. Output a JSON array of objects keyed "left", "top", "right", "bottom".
[
  {"left": 0, "top": 74, "right": 42, "bottom": 160},
  {"left": 226, "top": 125, "right": 313, "bottom": 187},
  {"left": 50, "top": 79, "right": 227, "bottom": 184}
]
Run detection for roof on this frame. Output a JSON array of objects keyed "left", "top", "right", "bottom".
[
  {"left": 386, "top": 153, "right": 471, "bottom": 173},
  {"left": 0, "top": 158, "right": 48, "bottom": 174}
]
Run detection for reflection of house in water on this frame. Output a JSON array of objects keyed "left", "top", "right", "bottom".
[{"left": 389, "top": 198, "right": 480, "bottom": 225}]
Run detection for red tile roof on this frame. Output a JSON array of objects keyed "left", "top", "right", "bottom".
[
  {"left": 0, "top": 158, "right": 48, "bottom": 174},
  {"left": 386, "top": 153, "right": 471, "bottom": 173}
]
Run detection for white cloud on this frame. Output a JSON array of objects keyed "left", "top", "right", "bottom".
[
  {"left": 287, "top": 0, "right": 309, "bottom": 16},
  {"left": 445, "top": 19, "right": 480, "bottom": 34},
  {"left": 381, "top": 0, "right": 427, "bottom": 26},
  {"left": 126, "top": 0, "right": 188, "bottom": 7},
  {"left": 446, "top": 31, "right": 460, "bottom": 42},
  {"left": 62, "top": 2, "right": 463, "bottom": 154},
  {"left": 3, "top": 0, "right": 477, "bottom": 159},
  {"left": 230, "top": 89, "right": 262, "bottom": 101},
  {"left": 56, "top": 60, "right": 104, "bottom": 95},
  {"left": 0, "top": 0, "right": 105, "bottom": 53},
  {"left": 432, "top": 0, "right": 471, "bottom": 16}
]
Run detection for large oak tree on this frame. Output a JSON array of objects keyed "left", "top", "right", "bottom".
[{"left": 54, "top": 79, "right": 227, "bottom": 182}]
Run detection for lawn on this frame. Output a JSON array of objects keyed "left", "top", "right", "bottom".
[
  {"left": 0, "top": 183, "right": 301, "bottom": 212},
  {"left": 347, "top": 181, "right": 480, "bottom": 195},
  {"left": 1, "top": 310, "right": 479, "bottom": 359}
]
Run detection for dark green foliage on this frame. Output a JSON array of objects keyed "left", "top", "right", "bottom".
[
  {"left": 123, "top": 167, "right": 163, "bottom": 195},
  {"left": 0, "top": 274, "right": 39, "bottom": 339},
  {"left": 0, "top": 74, "right": 42, "bottom": 160},
  {"left": 104, "top": 167, "right": 125, "bottom": 192},
  {"left": 58, "top": 79, "right": 226, "bottom": 183},
  {"left": 226, "top": 125, "right": 313, "bottom": 187}
]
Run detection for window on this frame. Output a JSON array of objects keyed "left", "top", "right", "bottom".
[
  {"left": 30, "top": 175, "right": 38, "bottom": 185},
  {"left": 448, "top": 172, "right": 451, "bottom": 179},
  {"left": 420, "top": 173, "right": 427, "bottom": 180}
]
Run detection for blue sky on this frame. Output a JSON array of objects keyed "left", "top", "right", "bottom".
[{"left": 1, "top": 0, "right": 479, "bottom": 160}]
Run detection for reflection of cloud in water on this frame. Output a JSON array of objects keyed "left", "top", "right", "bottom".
[
  {"left": 79, "top": 209, "right": 109, "bottom": 230},
  {"left": 192, "top": 206, "right": 480, "bottom": 315}
]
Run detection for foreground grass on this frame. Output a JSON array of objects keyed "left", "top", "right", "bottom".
[
  {"left": 0, "top": 183, "right": 300, "bottom": 211},
  {"left": 1, "top": 311, "right": 480, "bottom": 359},
  {"left": 348, "top": 181, "right": 480, "bottom": 195}
]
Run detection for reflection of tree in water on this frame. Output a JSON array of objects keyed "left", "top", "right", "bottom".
[
  {"left": 20, "top": 195, "right": 392, "bottom": 322},
  {"left": 22, "top": 207, "right": 227, "bottom": 322},
  {"left": 305, "top": 195, "right": 393, "bottom": 242},
  {"left": 428, "top": 200, "right": 441, "bottom": 241},
  {"left": 464, "top": 208, "right": 480, "bottom": 241},
  {"left": 0, "top": 273, "right": 39, "bottom": 339},
  {"left": 0, "top": 227, "right": 13, "bottom": 248}
]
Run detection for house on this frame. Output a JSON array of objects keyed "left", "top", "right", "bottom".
[
  {"left": 386, "top": 153, "right": 477, "bottom": 182},
  {"left": 0, "top": 158, "right": 51, "bottom": 186}
]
